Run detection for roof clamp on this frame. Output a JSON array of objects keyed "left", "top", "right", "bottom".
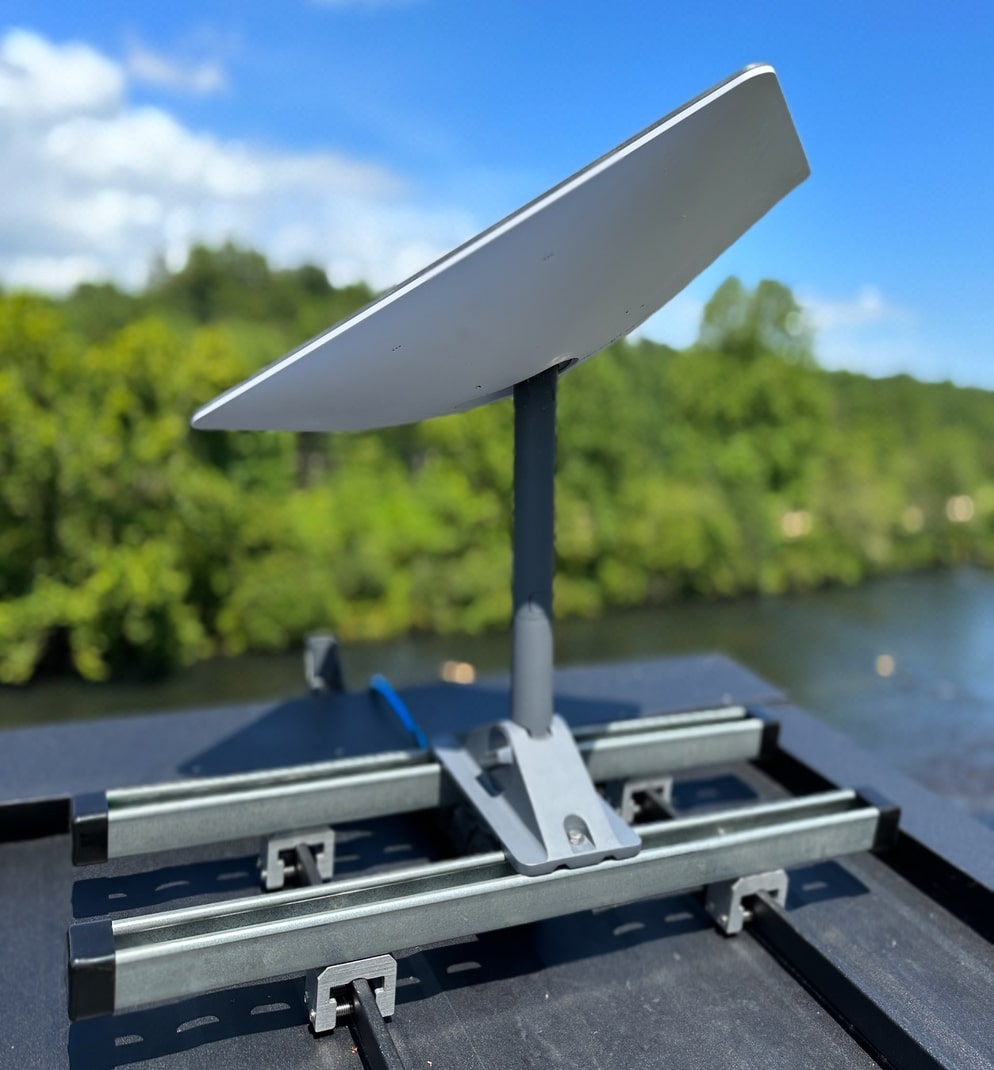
[
  {"left": 435, "top": 368, "right": 641, "bottom": 876},
  {"left": 305, "top": 954, "right": 397, "bottom": 1035},
  {"left": 605, "top": 775, "right": 676, "bottom": 824},
  {"left": 261, "top": 827, "right": 335, "bottom": 891},
  {"left": 705, "top": 869, "right": 789, "bottom": 935}
]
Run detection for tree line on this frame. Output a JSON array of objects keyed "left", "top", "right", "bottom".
[{"left": 1, "top": 244, "right": 991, "bottom": 682}]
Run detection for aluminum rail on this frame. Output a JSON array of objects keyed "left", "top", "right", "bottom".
[
  {"left": 68, "top": 788, "right": 898, "bottom": 1019},
  {"left": 72, "top": 706, "right": 772, "bottom": 863}
]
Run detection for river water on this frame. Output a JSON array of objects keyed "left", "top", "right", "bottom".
[{"left": 3, "top": 567, "right": 992, "bottom": 826}]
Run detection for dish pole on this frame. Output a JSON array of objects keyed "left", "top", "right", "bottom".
[{"left": 510, "top": 367, "right": 557, "bottom": 737}]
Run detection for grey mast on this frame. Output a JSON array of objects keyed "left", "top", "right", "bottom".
[{"left": 511, "top": 368, "right": 557, "bottom": 737}]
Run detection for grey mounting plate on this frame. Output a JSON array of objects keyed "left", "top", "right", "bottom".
[{"left": 434, "top": 714, "right": 641, "bottom": 875}]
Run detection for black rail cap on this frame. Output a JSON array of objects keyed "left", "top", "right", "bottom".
[
  {"left": 71, "top": 792, "right": 109, "bottom": 865},
  {"left": 68, "top": 919, "right": 115, "bottom": 1020},
  {"left": 758, "top": 717, "right": 781, "bottom": 758},
  {"left": 855, "top": 785, "right": 901, "bottom": 851}
]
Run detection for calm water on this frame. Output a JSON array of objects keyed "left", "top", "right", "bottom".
[{"left": 3, "top": 568, "right": 993, "bottom": 826}]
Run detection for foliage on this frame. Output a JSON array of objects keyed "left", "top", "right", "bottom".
[{"left": 2, "top": 251, "right": 993, "bottom": 682}]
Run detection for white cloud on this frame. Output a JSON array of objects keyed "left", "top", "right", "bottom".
[
  {"left": 799, "top": 286, "right": 922, "bottom": 379},
  {"left": 125, "top": 40, "right": 226, "bottom": 96},
  {"left": 0, "top": 27, "right": 122, "bottom": 118},
  {"left": 0, "top": 28, "right": 475, "bottom": 295},
  {"left": 800, "top": 285, "right": 914, "bottom": 332},
  {"left": 5, "top": 254, "right": 107, "bottom": 293}
]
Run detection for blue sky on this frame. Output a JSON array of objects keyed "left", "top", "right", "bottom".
[{"left": 2, "top": 2, "right": 991, "bottom": 386}]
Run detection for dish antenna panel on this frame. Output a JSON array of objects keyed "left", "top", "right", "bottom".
[{"left": 194, "top": 64, "right": 809, "bottom": 874}]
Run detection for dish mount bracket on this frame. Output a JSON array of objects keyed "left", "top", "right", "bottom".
[{"left": 435, "top": 366, "right": 641, "bottom": 875}]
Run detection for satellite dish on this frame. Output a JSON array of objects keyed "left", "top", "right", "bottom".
[
  {"left": 192, "top": 64, "right": 808, "bottom": 433},
  {"left": 193, "top": 65, "right": 809, "bottom": 876}
]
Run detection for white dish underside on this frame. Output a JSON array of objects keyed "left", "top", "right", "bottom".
[{"left": 193, "top": 64, "right": 808, "bottom": 433}]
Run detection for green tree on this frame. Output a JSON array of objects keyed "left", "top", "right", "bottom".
[
  {"left": 699, "top": 276, "right": 814, "bottom": 365},
  {"left": 4, "top": 254, "right": 994, "bottom": 684}
]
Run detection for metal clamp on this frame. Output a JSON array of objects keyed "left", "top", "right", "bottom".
[
  {"left": 705, "top": 869, "right": 788, "bottom": 935},
  {"left": 305, "top": 954, "right": 397, "bottom": 1034},
  {"left": 304, "top": 634, "right": 345, "bottom": 693},
  {"left": 262, "top": 827, "right": 335, "bottom": 891},
  {"left": 607, "top": 775, "right": 675, "bottom": 824}
]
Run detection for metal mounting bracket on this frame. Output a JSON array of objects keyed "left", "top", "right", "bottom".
[
  {"left": 705, "top": 869, "right": 789, "bottom": 934},
  {"left": 304, "top": 634, "right": 345, "bottom": 693},
  {"left": 67, "top": 789, "right": 896, "bottom": 1021},
  {"left": 262, "top": 827, "right": 335, "bottom": 891},
  {"left": 305, "top": 954, "right": 397, "bottom": 1035},
  {"left": 435, "top": 714, "right": 641, "bottom": 876},
  {"left": 69, "top": 707, "right": 762, "bottom": 866},
  {"left": 606, "top": 775, "right": 675, "bottom": 824}
]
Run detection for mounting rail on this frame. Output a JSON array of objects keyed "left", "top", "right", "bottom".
[
  {"left": 68, "top": 788, "right": 898, "bottom": 1019},
  {"left": 71, "top": 706, "right": 771, "bottom": 864}
]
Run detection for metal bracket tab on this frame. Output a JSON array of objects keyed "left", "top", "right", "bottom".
[
  {"left": 305, "top": 954, "right": 397, "bottom": 1035},
  {"left": 262, "top": 827, "right": 335, "bottom": 891},
  {"left": 705, "top": 869, "right": 789, "bottom": 934}
]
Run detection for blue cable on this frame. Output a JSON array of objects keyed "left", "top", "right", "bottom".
[{"left": 368, "top": 673, "right": 428, "bottom": 749}]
